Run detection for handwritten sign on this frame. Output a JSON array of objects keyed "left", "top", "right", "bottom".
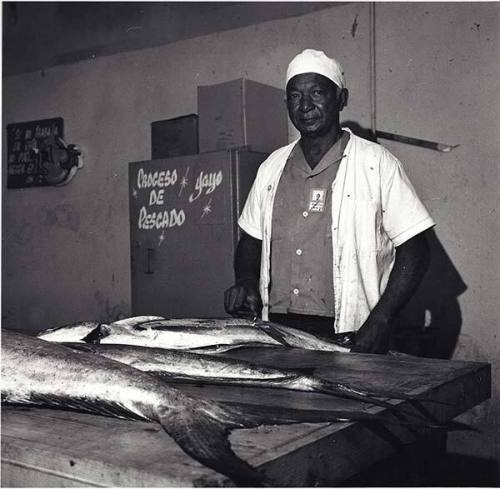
[
  {"left": 130, "top": 157, "right": 227, "bottom": 247},
  {"left": 6, "top": 118, "right": 64, "bottom": 188}
]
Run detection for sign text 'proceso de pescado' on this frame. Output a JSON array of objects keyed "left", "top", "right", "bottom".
[{"left": 135, "top": 167, "right": 224, "bottom": 231}]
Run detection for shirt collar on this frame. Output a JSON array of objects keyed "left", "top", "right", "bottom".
[{"left": 293, "top": 130, "right": 350, "bottom": 176}]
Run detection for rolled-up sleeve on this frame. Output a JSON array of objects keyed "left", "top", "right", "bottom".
[{"left": 380, "top": 150, "right": 435, "bottom": 247}]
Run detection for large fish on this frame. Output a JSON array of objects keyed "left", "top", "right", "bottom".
[
  {"left": 2, "top": 329, "right": 270, "bottom": 485},
  {"left": 2, "top": 330, "right": 420, "bottom": 486},
  {"left": 62, "top": 342, "right": 404, "bottom": 412},
  {"left": 36, "top": 319, "right": 444, "bottom": 410},
  {"left": 38, "top": 317, "right": 351, "bottom": 353}
]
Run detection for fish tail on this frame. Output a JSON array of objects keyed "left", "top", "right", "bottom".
[
  {"left": 310, "top": 377, "right": 420, "bottom": 420},
  {"left": 345, "top": 387, "right": 453, "bottom": 407},
  {"left": 158, "top": 405, "right": 269, "bottom": 487},
  {"left": 218, "top": 401, "right": 436, "bottom": 428}
]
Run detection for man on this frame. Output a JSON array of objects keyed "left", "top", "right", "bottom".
[{"left": 224, "top": 49, "right": 435, "bottom": 354}]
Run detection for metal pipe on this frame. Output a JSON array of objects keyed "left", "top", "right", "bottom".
[
  {"left": 376, "top": 130, "right": 460, "bottom": 152},
  {"left": 369, "top": 2, "right": 377, "bottom": 141}
]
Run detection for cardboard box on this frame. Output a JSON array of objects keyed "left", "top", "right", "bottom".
[
  {"left": 197, "top": 79, "right": 288, "bottom": 153},
  {"left": 151, "top": 114, "right": 198, "bottom": 159}
]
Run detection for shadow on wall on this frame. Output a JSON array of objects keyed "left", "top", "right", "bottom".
[
  {"left": 344, "top": 121, "right": 467, "bottom": 359},
  {"left": 394, "top": 229, "right": 467, "bottom": 359}
]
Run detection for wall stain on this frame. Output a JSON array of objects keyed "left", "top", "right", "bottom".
[
  {"left": 94, "top": 290, "right": 129, "bottom": 323},
  {"left": 351, "top": 14, "right": 358, "bottom": 38},
  {"left": 13, "top": 221, "right": 34, "bottom": 246},
  {"left": 45, "top": 204, "right": 80, "bottom": 232}
]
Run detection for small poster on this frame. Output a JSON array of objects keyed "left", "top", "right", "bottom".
[{"left": 6, "top": 117, "right": 64, "bottom": 188}]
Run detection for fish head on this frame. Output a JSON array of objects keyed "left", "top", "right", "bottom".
[{"left": 36, "top": 321, "right": 102, "bottom": 343}]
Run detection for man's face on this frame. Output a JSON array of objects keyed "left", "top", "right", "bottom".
[{"left": 286, "top": 73, "right": 346, "bottom": 137}]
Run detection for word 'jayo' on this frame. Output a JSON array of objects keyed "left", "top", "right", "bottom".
[
  {"left": 138, "top": 207, "right": 185, "bottom": 230},
  {"left": 189, "top": 170, "right": 223, "bottom": 202},
  {"left": 137, "top": 168, "right": 178, "bottom": 189}
]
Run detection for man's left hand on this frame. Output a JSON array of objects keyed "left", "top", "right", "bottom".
[{"left": 351, "top": 314, "right": 393, "bottom": 354}]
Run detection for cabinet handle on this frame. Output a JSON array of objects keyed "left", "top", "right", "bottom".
[{"left": 145, "top": 248, "right": 154, "bottom": 274}]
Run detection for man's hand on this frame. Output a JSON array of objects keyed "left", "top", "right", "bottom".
[
  {"left": 351, "top": 313, "right": 393, "bottom": 354},
  {"left": 224, "top": 278, "right": 262, "bottom": 319}
]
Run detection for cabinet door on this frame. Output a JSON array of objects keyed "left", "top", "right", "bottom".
[{"left": 129, "top": 152, "right": 235, "bottom": 318}]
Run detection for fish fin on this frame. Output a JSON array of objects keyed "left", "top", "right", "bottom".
[
  {"left": 82, "top": 324, "right": 109, "bottom": 344},
  {"left": 255, "top": 322, "right": 293, "bottom": 347},
  {"left": 158, "top": 406, "right": 269, "bottom": 487}
]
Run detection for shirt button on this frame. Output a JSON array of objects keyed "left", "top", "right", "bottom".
[
  {"left": 293, "top": 288, "right": 299, "bottom": 295},
  {"left": 296, "top": 249, "right": 302, "bottom": 256},
  {"left": 302, "top": 211, "right": 309, "bottom": 218}
]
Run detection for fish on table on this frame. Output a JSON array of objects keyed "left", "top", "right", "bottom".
[
  {"left": 36, "top": 317, "right": 443, "bottom": 409},
  {"left": 62, "top": 342, "right": 415, "bottom": 415},
  {"left": 1, "top": 329, "right": 427, "bottom": 486},
  {"left": 37, "top": 316, "right": 351, "bottom": 353},
  {"left": 1, "top": 329, "right": 267, "bottom": 486}
]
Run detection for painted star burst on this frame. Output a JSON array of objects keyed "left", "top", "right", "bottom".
[
  {"left": 201, "top": 198, "right": 213, "bottom": 218},
  {"left": 178, "top": 166, "right": 190, "bottom": 197},
  {"left": 158, "top": 230, "right": 166, "bottom": 246}
]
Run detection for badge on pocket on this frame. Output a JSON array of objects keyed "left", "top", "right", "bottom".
[{"left": 309, "top": 188, "right": 326, "bottom": 212}]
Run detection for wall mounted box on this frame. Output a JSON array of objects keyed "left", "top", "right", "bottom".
[
  {"left": 129, "top": 149, "right": 267, "bottom": 318},
  {"left": 151, "top": 114, "right": 198, "bottom": 159},
  {"left": 198, "top": 78, "right": 288, "bottom": 154}
]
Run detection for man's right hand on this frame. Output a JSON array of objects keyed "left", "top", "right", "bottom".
[{"left": 224, "top": 278, "right": 262, "bottom": 319}]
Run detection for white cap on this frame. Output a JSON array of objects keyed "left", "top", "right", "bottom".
[{"left": 286, "top": 49, "right": 346, "bottom": 89}]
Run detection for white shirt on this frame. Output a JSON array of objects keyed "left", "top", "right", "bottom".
[{"left": 238, "top": 129, "right": 435, "bottom": 333}]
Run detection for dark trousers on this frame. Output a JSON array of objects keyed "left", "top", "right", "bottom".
[
  {"left": 268, "top": 313, "right": 356, "bottom": 347},
  {"left": 268, "top": 312, "right": 336, "bottom": 340}
]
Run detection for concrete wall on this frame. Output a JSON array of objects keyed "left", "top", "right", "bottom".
[{"left": 2, "top": 1, "right": 499, "bottom": 467}]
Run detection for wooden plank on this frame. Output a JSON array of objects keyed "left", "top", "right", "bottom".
[
  {"left": 1, "top": 350, "right": 491, "bottom": 487},
  {"left": 1, "top": 409, "right": 227, "bottom": 487}
]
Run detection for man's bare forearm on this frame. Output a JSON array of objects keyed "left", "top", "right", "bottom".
[
  {"left": 352, "top": 230, "right": 430, "bottom": 353},
  {"left": 370, "top": 231, "right": 430, "bottom": 322},
  {"left": 224, "top": 231, "right": 263, "bottom": 317},
  {"left": 234, "top": 232, "right": 262, "bottom": 284}
]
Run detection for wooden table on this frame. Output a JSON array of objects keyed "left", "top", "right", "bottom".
[{"left": 1, "top": 348, "right": 491, "bottom": 487}]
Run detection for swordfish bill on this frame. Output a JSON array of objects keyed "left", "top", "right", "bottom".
[{"left": 1, "top": 330, "right": 268, "bottom": 486}]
